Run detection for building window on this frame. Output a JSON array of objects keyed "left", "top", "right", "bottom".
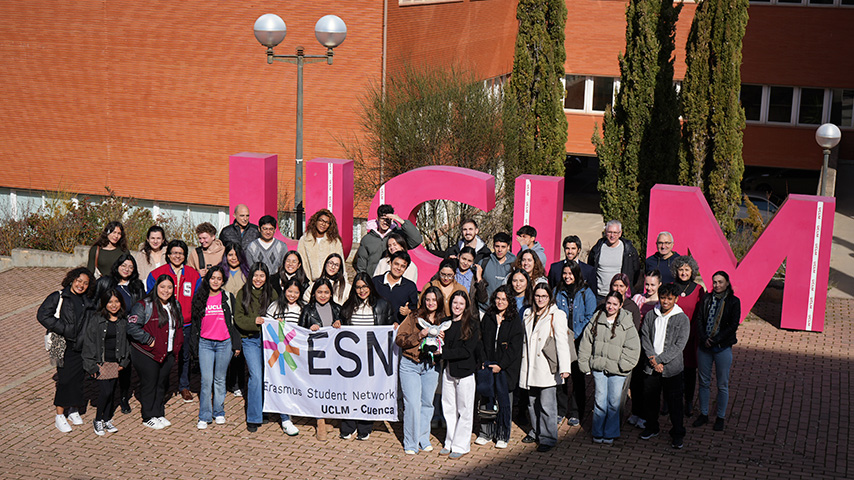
[
  {"left": 563, "top": 75, "right": 618, "bottom": 113},
  {"left": 591, "top": 77, "right": 615, "bottom": 112},
  {"left": 830, "top": 89, "right": 854, "bottom": 128},
  {"left": 740, "top": 85, "right": 764, "bottom": 121},
  {"left": 564, "top": 75, "right": 585, "bottom": 110},
  {"left": 798, "top": 88, "right": 825, "bottom": 125},
  {"left": 768, "top": 86, "right": 794, "bottom": 123}
]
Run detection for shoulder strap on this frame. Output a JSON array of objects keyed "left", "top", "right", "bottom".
[
  {"left": 549, "top": 313, "right": 555, "bottom": 337},
  {"left": 54, "top": 290, "right": 64, "bottom": 318},
  {"left": 196, "top": 246, "right": 205, "bottom": 267}
]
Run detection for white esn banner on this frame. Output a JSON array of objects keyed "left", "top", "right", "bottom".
[{"left": 261, "top": 319, "right": 400, "bottom": 421}]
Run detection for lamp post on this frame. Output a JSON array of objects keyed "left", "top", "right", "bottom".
[
  {"left": 254, "top": 13, "right": 347, "bottom": 237},
  {"left": 815, "top": 123, "right": 842, "bottom": 197}
]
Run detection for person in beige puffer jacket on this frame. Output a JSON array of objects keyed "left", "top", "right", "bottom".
[{"left": 577, "top": 291, "right": 640, "bottom": 443}]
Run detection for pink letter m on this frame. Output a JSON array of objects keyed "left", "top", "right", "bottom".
[{"left": 647, "top": 185, "right": 835, "bottom": 332}]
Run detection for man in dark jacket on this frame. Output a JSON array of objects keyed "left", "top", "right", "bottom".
[
  {"left": 220, "top": 204, "right": 260, "bottom": 249},
  {"left": 548, "top": 235, "right": 595, "bottom": 289},
  {"left": 587, "top": 220, "right": 641, "bottom": 301},
  {"left": 355, "top": 204, "right": 423, "bottom": 275},
  {"left": 645, "top": 231, "right": 680, "bottom": 284},
  {"left": 445, "top": 218, "right": 491, "bottom": 265},
  {"left": 372, "top": 251, "right": 419, "bottom": 324}
]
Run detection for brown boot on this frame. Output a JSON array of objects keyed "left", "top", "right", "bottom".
[{"left": 316, "top": 419, "right": 328, "bottom": 441}]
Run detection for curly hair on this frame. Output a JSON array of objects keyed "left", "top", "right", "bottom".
[
  {"left": 671, "top": 255, "right": 700, "bottom": 282},
  {"left": 305, "top": 209, "right": 341, "bottom": 243},
  {"left": 61, "top": 267, "right": 94, "bottom": 296}
]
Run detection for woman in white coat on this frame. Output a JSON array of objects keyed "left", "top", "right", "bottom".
[{"left": 519, "top": 283, "right": 573, "bottom": 452}]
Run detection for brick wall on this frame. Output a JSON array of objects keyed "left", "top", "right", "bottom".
[{"left": 0, "top": 1, "right": 383, "bottom": 207}]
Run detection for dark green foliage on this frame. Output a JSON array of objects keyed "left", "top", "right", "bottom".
[
  {"left": 505, "top": 0, "right": 569, "bottom": 188},
  {"left": 679, "top": 0, "right": 749, "bottom": 236},
  {"left": 594, "top": 0, "right": 682, "bottom": 245}
]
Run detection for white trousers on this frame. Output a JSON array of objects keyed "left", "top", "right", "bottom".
[{"left": 441, "top": 368, "right": 475, "bottom": 454}]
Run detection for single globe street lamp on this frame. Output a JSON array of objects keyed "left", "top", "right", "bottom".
[
  {"left": 815, "top": 123, "right": 842, "bottom": 197},
  {"left": 254, "top": 13, "right": 347, "bottom": 237}
]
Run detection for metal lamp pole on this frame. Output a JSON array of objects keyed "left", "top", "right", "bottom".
[
  {"left": 815, "top": 123, "right": 842, "bottom": 197},
  {"left": 254, "top": 14, "right": 347, "bottom": 237}
]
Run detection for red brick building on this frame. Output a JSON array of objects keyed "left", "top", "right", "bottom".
[{"left": 0, "top": 0, "right": 851, "bottom": 217}]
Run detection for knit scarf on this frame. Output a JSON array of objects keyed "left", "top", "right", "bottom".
[{"left": 706, "top": 290, "right": 728, "bottom": 337}]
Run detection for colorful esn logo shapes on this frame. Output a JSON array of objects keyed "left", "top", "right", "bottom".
[{"left": 263, "top": 322, "right": 300, "bottom": 375}]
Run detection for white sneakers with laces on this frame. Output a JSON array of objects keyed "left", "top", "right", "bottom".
[
  {"left": 143, "top": 418, "right": 163, "bottom": 430},
  {"left": 282, "top": 420, "right": 299, "bottom": 436},
  {"left": 157, "top": 416, "right": 171, "bottom": 428},
  {"left": 55, "top": 415, "right": 72, "bottom": 433},
  {"left": 67, "top": 411, "right": 83, "bottom": 425},
  {"left": 197, "top": 421, "right": 208, "bottom": 430}
]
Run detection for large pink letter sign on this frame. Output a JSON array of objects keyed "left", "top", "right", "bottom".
[
  {"left": 646, "top": 185, "right": 835, "bottom": 332},
  {"left": 304, "top": 158, "right": 354, "bottom": 258},
  {"left": 513, "top": 175, "right": 565, "bottom": 266},
  {"left": 229, "top": 154, "right": 354, "bottom": 252},
  {"left": 228, "top": 152, "right": 296, "bottom": 249},
  {"left": 367, "top": 166, "right": 496, "bottom": 281}
]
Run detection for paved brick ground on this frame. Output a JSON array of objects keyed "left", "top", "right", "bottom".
[{"left": 1, "top": 267, "right": 851, "bottom": 479}]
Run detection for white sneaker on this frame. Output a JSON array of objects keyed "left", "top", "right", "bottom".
[
  {"left": 495, "top": 440, "right": 508, "bottom": 449},
  {"left": 157, "top": 417, "right": 171, "bottom": 428},
  {"left": 93, "top": 420, "right": 105, "bottom": 436},
  {"left": 636, "top": 419, "right": 646, "bottom": 429},
  {"left": 627, "top": 415, "right": 639, "bottom": 426},
  {"left": 143, "top": 418, "right": 163, "bottom": 430},
  {"left": 104, "top": 420, "right": 118, "bottom": 433},
  {"left": 215, "top": 416, "right": 226, "bottom": 425},
  {"left": 282, "top": 420, "right": 299, "bottom": 436},
  {"left": 67, "top": 411, "right": 83, "bottom": 425},
  {"left": 404, "top": 449, "right": 416, "bottom": 455},
  {"left": 421, "top": 445, "right": 434, "bottom": 452},
  {"left": 474, "top": 436, "right": 490, "bottom": 446},
  {"left": 55, "top": 415, "right": 72, "bottom": 433},
  {"left": 233, "top": 389, "right": 243, "bottom": 397},
  {"left": 197, "top": 421, "right": 208, "bottom": 430}
]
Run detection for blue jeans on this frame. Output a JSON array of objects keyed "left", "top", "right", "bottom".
[
  {"left": 697, "top": 347, "right": 733, "bottom": 419},
  {"left": 399, "top": 357, "right": 439, "bottom": 452},
  {"left": 242, "top": 335, "right": 289, "bottom": 425},
  {"left": 526, "top": 386, "right": 559, "bottom": 447},
  {"left": 178, "top": 325, "right": 192, "bottom": 390},
  {"left": 592, "top": 371, "right": 626, "bottom": 439},
  {"left": 198, "top": 338, "right": 233, "bottom": 422}
]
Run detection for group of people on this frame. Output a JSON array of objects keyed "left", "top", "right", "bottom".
[{"left": 39, "top": 204, "right": 740, "bottom": 456}]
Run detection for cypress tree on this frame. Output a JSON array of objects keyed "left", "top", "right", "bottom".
[
  {"left": 593, "top": 0, "right": 681, "bottom": 245},
  {"left": 506, "top": 0, "right": 568, "bottom": 185},
  {"left": 679, "top": 0, "right": 749, "bottom": 236}
]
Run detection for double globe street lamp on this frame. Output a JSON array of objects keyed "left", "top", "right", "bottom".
[{"left": 253, "top": 13, "right": 347, "bottom": 237}]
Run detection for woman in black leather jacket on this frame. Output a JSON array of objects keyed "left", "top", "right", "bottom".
[
  {"left": 340, "top": 272, "right": 396, "bottom": 327},
  {"left": 299, "top": 278, "right": 342, "bottom": 330},
  {"left": 37, "top": 267, "right": 94, "bottom": 433},
  {"left": 693, "top": 270, "right": 741, "bottom": 432},
  {"left": 336, "top": 272, "right": 396, "bottom": 440},
  {"left": 297, "top": 277, "right": 341, "bottom": 439}
]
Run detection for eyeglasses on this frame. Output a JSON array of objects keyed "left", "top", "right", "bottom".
[
  {"left": 534, "top": 294, "right": 550, "bottom": 299},
  {"left": 317, "top": 218, "right": 330, "bottom": 225},
  {"left": 440, "top": 273, "right": 454, "bottom": 279},
  {"left": 355, "top": 284, "right": 370, "bottom": 291},
  {"left": 169, "top": 252, "right": 185, "bottom": 257}
]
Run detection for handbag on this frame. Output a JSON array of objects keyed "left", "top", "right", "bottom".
[
  {"left": 98, "top": 362, "right": 120, "bottom": 380},
  {"left": 541, "top": 314, "right": 558, "bottom": 374}
]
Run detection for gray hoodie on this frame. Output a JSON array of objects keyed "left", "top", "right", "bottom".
[
  {"left": 640, "top": 305, "right": 689, "bottom": 378},
  {"left": 520, "top": 241, "right": 547, "bottom": 265},
  {"left": 354, "top": 219, "right": 423, "bottom": 275}
]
